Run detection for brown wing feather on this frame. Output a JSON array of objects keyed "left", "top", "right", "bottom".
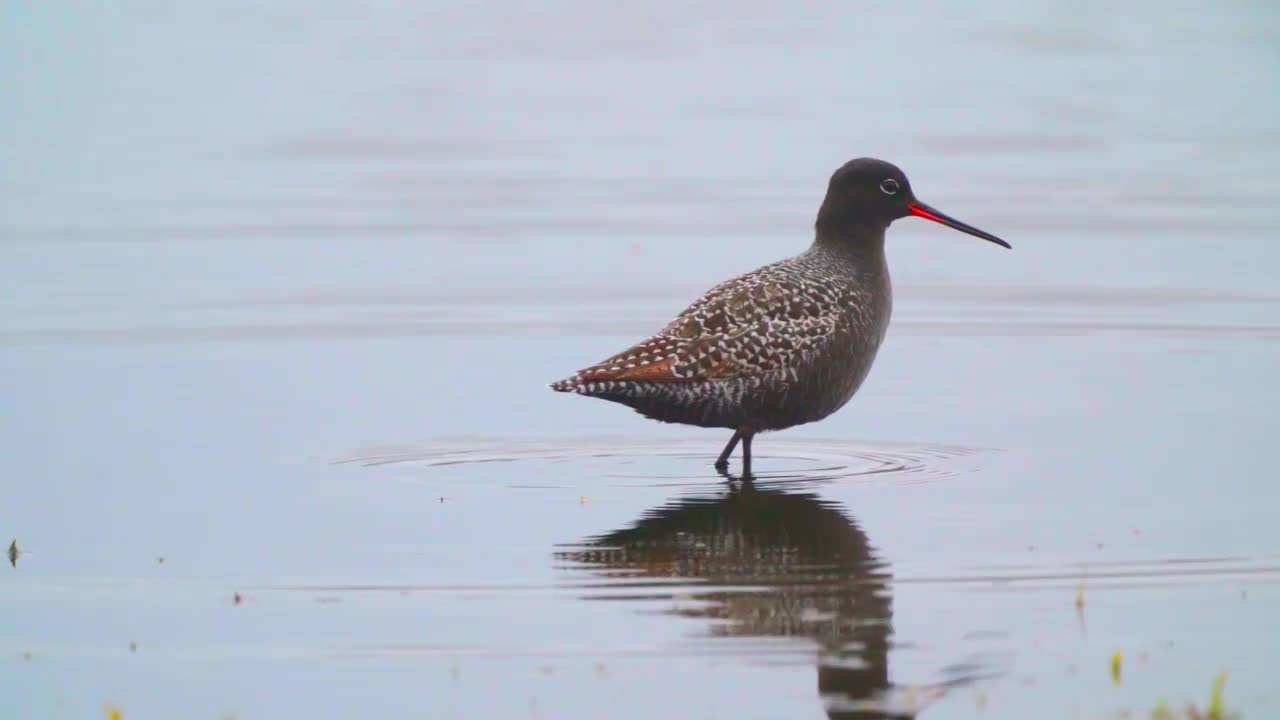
[
  {"left": 579, "top": 355, "right": 680, "bottom": 382},
  {"left": 553, "top": 259, "right": 847, "bottom": 391}
]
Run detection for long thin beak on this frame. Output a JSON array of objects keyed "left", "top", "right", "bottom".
[{"left": 908, "top": 201, "right": 1011, "bottom": 249}]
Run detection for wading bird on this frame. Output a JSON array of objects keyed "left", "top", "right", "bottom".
[{"left": 551, "top": 158, "right": 1010, "bottom": 474}]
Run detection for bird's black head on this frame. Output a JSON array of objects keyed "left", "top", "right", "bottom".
[{"left": 816, "top": 157, "right": 1010, "bottom": 249}]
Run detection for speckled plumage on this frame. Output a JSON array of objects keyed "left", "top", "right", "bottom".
[
  {"left": 550, "top": 242, "right": 891, "bottom": 432},
  {"left": 550, "top": 157, "right": 1009, "bottom": 472}
]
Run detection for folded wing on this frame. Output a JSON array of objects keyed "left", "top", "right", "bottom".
[{"left": 554, "top": 265, "right": 846, "bottom": 388}]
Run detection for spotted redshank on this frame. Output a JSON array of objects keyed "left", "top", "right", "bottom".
[{"left": 551, "top": 158, "right": 1010, "bottom": 474}]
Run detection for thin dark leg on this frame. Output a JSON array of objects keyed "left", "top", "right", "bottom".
[
  {"left": 714, "top": 430, "right": 742, "bottom": 471},
  {"left": 741, "top": 432, "right": 754, "bottom": 478}
]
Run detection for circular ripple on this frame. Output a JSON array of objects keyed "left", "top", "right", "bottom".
[{"left": 335, "top": 436, "right": 981, "bottom": 488}]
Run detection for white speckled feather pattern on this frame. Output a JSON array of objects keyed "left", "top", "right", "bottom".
[{"left": 550, "top": 240, "right": 892, "bottom": 431}]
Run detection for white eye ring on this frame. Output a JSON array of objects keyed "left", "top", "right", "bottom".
[{"left": 880, "top": 178, "right": 900, "bottom": 195}]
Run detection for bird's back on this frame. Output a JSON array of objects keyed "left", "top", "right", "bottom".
[{"left": 551, "top": 243, "right": 891, "bottom": 431}]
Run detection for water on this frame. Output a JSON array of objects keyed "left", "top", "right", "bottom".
[{"left": 3, "top": 2, "right": 1280, "bottom": 718}]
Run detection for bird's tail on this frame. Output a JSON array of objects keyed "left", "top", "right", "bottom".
[{"left": 549, "top": 375, "right": 584, "bottom": 393}]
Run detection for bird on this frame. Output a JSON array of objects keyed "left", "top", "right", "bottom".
[{"left": 550, "top": 158, "right": 1010, "bottom": 475}]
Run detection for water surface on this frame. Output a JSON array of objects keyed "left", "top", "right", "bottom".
[{"left": 3, "top": 2, "right": 1280, "bottom": 718}]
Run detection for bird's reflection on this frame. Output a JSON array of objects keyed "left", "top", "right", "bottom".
[{"left": 558, "top": 475, "right": 975, "bottom": 719}]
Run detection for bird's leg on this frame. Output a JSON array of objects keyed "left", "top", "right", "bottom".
[
  {"left": 740, "top": 432, "right": 755, "bottom": 478},
  {"left": 715, "top": 463, "right": 736, "bottom": 484},
  {"left": 714, "top": 430, "right": 742, "bottom": 471}
]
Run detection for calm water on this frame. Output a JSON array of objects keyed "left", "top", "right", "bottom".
[{"left": 3, "top": 2, "right": 1280, "bottom": 718}]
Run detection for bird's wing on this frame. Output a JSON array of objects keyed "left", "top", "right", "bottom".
[{"left": 564, "top": 265, "right": 846, "bottom": 385}]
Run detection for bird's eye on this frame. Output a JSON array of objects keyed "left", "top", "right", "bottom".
[{"left": 880, "top": 178, "right": 900, "bottom": 195}]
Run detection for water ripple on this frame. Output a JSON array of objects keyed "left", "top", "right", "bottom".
[{"left": 335, "top": 435, "right": 981, "bottom": 488}]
